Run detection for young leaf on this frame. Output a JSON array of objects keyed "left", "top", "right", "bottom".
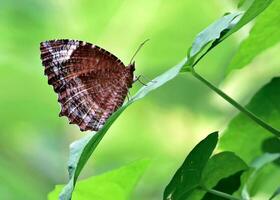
[
  {"left": 186, "top": 152, "right": 248, "bottom": 200},
  {"left": 186, "top": 0, "right": 275, "bottom": 69},
  {"left": 228, "top": 0, "right": 280, "bottom": 73},
  {"left": 226, "top": 0, "right": 274, "bottom": 36},
  {"left": 186, "top": 12, "right": 241, "bottom": 66},
  {"left": 48, "top": 159, "right": 150, "bottom": 200},
  {"left": 163, "top": 132, "right": 218, "bottom": 200}
]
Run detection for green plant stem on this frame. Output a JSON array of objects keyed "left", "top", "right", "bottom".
[
  {"left": 190, "top": 68, "right": 280, "bottom": 137},
  {"left": 201, "top": 186, "right": 242, "bottom": 200}
]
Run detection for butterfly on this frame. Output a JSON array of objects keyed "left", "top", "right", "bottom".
[{"left": 40, "top": 39, "right": 139, "bottom": 131}]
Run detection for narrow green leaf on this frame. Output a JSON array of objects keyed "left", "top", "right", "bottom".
[
  {"left": 163, "top": 132, "right": 218, "bottom": 200},
  {"left": 49, "top": 159, "right": 150, "bottom": 200},
  {"left": 185, "top": 13, "right": 241, "bottom": 68},
  {"left": 270, "top": 187, "right": 280, "bottom": 200},
  {"left": 186, "top": 0, "right": 274, "bottom": 69},
  {"left": 187, "top": 152, "right": 248, "bottom": 200},
  {"left": 228, "top": 0, "right": 280, "bottom": 73},
  {"left": 188, "top": 13, "right": 240, "bottom": 59},
  {"left": 250, "top": 153, "right": 280, "bottom": 170}
]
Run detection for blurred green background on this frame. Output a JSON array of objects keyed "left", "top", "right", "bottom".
[{"left": 0, "top": 0, "right": 279, "bottom": 199}]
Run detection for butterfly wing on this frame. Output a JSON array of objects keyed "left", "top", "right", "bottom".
[{"left": 40, "top": 39, "right": 134, "bottom": 131}]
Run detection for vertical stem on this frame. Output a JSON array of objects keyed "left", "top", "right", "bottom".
[{"left": 190, "top": 69, "right": 280, "bottom": 137}]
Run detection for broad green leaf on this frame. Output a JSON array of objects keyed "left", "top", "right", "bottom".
[
  {"left": 270, "top": 187, "right": 280, "bottom": 200},
  {"left": 202, "top": 152, "right": 247, "bottom": 189},
  {"left": 49, "top": 159, "right": 150, "bottom": 200},
  {"left": 163, "top": 132, "right": 218, "bottom": 200},
  {"left": 219, "top": 77, "right": 280, "bottom": 163},
  {"left": 202, "top": 171, "right": 244, "bottom": 200},
  {"left": 228, "top": 0, "right": 280, "bottom": 73},
  {"left": 187, "top": 151, "right": 248, "bottom": 200},
  {"left": 219, "top": 78, "right": 280, "bottom": 198}
]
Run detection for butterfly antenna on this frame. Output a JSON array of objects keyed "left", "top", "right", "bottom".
[{"left": 129, "top": 39, "right": 150, "bottom": 64}]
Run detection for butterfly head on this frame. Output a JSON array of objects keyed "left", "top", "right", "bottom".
[{"left": 127, "top": 61, "right": 135, "bottom": 72}]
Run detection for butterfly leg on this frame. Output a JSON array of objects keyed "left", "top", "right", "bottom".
[
  {"left": 134, "top": 75, "right": 156, "bottom": 86},
  {"left": 126, "top": 90, "right": 131, "bottom": 102}
]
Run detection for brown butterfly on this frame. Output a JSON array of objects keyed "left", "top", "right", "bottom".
[{"left": 40, "top": 39, "right": 144, "bottom": 131}]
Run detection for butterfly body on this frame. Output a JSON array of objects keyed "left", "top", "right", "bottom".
[{"left": 40, "top": 39, "right": 134, "bottom": 131}]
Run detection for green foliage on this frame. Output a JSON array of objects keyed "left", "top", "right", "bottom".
[
  {"left": 48, "top": 159, "right": 150, "bottom": 200},
  {"left": 202, "top": 152, "right": 247, "bottom": 192},
  {"left": 238, "top": 153, "right": 280, "bottom": 199},
  {"left": 185, "top": 13, "right": 241, "bottom": 68},
  {"left": 238, "top": 0, "right": 247, "bottom": 8},
  {"left": 56, "top": 0, "right": 280, "bottom": 198},
  {"left": 228, "top": 0, "right": 280, "bottom": 73},
  {"left": 219, "top": 78, "right": 280, "bottom": 163},
  {"left": 220, "top": 78, "right": 280, "bottom": 199},
  {"left": 58, "top": 53, "right": 188, "bottom": 200},
  {"left": 188, "top": 152, "right": 248, "bottom": 200},
  {"left": 58, "top": 9, "right": 245, "bottom": 199},
  {"left": 227, "top": 0, "right": 274, "bottom": 36},
  {"left": 185, "top": 0, "right": 275, "bottom": 71},
  {"left": 163, "top": 132, "right": 218, "bottom": 200},
  {"left": 2, "top": 0, "right": 280, "bottom": 199},
  {"left": 163, "top": 133, "right": 248, "bottom": 200}
]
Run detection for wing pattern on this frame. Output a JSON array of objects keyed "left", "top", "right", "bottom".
[{"left": 40, "top": 39, "right": 134, "bottom": 131}]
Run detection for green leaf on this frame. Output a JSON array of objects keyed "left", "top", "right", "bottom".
[
  {"left": 186, "top": 0, "right": 274, "bottom": 69},
  {"left": 270, "top": 187, "right": 280, "bottom": 200},
  {"left": 163, "top": 132, "right": 218, "bottom": 200},
  {"left": 187, "top": 152, "right": 248, "bottom": 200},
  {"left": 239, "top": 153, "right": 280, "bottom": 199},
  {"left": 202, "top": 152, "right": 248, "bottom": 188},
  {"left": 227, "top": 0, "right": 274, "bottom": 36},
  {"left": 187, "top": 13, "right": 241, "bottom": 62},
  {"left": 59, "top": 3, "right": 275, "bottom": 198},
  {"left": 219, "top": 77, "right": 280, "bottom": 163},
  {"left": 48, "top": 159, "right": 150, "bottom": 200},
  {"left": 250, "top": 153, "right": 280, "bottom": 169},
  {"left": 219, "top": 78, "right": 280, "bottom": 198},
  {"left": 238, "top": 0, "right": 247, "bottom": 8},
  {"left": 228, "top": 0, "right": 280, "bottom": 73},
  {"left": 202, "top": 171, "right": 244, "bottom": 200}
]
